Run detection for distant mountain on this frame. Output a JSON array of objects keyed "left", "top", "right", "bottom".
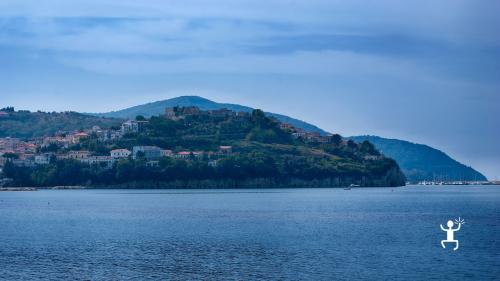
[
  {"left": 94, "top": 96, "right": 327, "bottom": 135},
  {"left": 349, "top": 135, "right": 487, "bottom": 182}
]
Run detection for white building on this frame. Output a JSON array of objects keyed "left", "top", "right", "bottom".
[
  {"left": 175, "top": 151, "right": 191, "bottom": 159},
  {"left": 35, "top": 153, "right": 52, "bottom": 165},
  {"left": 121, "top": 120, "right": 148, "bottom": 135},
  {"left": 132, "top": 146, "right": 161, "bottom": 160},
  {"left": 160, "top": 149, "right": 173, "bottom": 157},
  {"left": 110, "top": 149, "right": 131, "bottom": 159},
  {"left": 68, "top": 151, "right": 91, "bottom": 159},
  {"left": 80, "top": 156, "right": 115, "bottom": 169}
]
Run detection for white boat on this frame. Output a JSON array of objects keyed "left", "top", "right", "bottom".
[{"left": 345, "top": 184, "right": 359, "bottom": 190}]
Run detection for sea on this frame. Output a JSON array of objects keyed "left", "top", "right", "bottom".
[{"left": 0, "top": 186, "right": 498, "bottom": 280}]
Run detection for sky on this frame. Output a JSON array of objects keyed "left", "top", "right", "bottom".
[{"left": 0, "top": 0, "right": 499, "bottom": 179}]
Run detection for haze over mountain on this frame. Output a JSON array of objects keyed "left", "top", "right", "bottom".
[
  {"left": 95, "top": 96, "right": 327, "bottom": 135},
  {"left": 350, "top": 136, "right": 487, "bottom": 182}
]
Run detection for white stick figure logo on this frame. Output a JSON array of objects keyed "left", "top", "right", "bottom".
[{"left": 440, "top": 217, "right": 465, "bottom": 250}]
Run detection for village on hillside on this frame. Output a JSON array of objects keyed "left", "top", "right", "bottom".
[{"left": 0, "top": 106, "right": 349, "bottom": 175}]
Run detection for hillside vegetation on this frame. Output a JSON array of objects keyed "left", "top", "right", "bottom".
[
  {"left": 3, "top": 108, "right": 406, "bottom": 187},
  {"left": 350, "top": 135, "right": 487, "bottom": 182},
  {"left": 0, "top": 107, "right": 122, "bottom": 138},
  {"left": 94, "top": 96, "right": 327, "bottom": 135}
]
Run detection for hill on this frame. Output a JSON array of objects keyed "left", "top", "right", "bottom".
[
  {"left": 1, "top": 101, "right": 486, "bottom": 184},
  {"left": 2, "top": 108, "right": 406, "bottom": 188},
  {"left": 0, "top": 108, "right": 122, "bottom": 138},
  {"left": 94, "top": 96, "right": 327, "bottom": 135},
  {"left": 349, "top": 135, "right": 487, "bottom": 182}
]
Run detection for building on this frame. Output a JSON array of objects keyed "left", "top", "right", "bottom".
[
  {"left": 291, "top": 131, "right": 307, "bottom": 139},
  {"left": 41, "top": 136, "right": 70, "bottom": 148},
  {"left": 192, "top": 151, "right": 203, "bottom": 158},
  {"left": 182, "top": 106, "right": 201, "bottom": 115},
  {"left": 146, "top": 161, "right": 159, "bottom": 167},
  {"left": 68, "top": 151, "right": 91, "bottom": 159},
  {"left": 305, "top": 132, "right": 321, "bottom": 141},
  {"left": 218, "top": 146, "right": 233, "bottom": 155},
  {"left": 0, "top": 138, "right": 21, "bottom": 151},
  {"left": 132, "top": 146, "right": 161, "bottom": 160},
  {"left": 80, "top": 156, "right": 115, "bottom": 169},
  {"left": 121, "top": 120, "right": 148, "bottom": 135},
  {"left": 175, "top": 151, "right": 191, "bottom": 159},
  {"left": 99, "top": 130, "right": 122, "bottom": 142},
  {"left": 0, "top": 156, "right": 7, "bottom": 167},
  {"left": 279, "top": 123, "right": 294, "bottom": 131},
  {"left": 35, "top": 153, "right": 53, "bottom": 165},
  {"left": 12, "top": 159, "right": 35, "bottom": 167},
  {"left": 165, "top": 108, "right": 178, "bottom": 120},
  {"left": 14, "top": 142, "right": 37, "bottom": 154},
  {"left": 160, "top": 149, "right": 173, "bottom": 157},
  {"left": 71, "top": 132, "right": 89, "bottom": 143},
  {"left": 110, "top": 149, "right": 131, "bottom": 159}
]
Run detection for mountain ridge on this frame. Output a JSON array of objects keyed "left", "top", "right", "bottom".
[{"left": 94, "top": 96, "right": 327, "bottom": 135}]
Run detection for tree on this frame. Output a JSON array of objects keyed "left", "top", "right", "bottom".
[
  {"left": 360, "top": 140, "right": 379, "bottom": 155},
  {"left": 347, "top": 139, "right": 357, "bottom": 149},
  {"left": 1, "top": 106, "right": 14, "bottom": 112},
  {"left": 2, "top": 153, "right": 18, "bottom": 159},
  {"left": 330, "top": 134, "right": 342, "bottom": 146}
]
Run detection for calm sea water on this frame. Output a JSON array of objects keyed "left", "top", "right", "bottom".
[{"left": 0, "top": 186, "right": 498, "bottom": 280}]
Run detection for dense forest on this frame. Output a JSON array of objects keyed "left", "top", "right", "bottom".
[{"left": 2, "top": 108, "right": 406, "bottom": 187}]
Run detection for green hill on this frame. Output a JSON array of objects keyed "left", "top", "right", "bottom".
[
  {"left": 1, "top": 100, "right": 486, "bottom": 184},
  {"left": 3, "top": 108, "right": 406, "bottom": 188},
  {"left": 94, "top": 96, "right": 327, "bottom": 135},
  {"left": 0, "top": 108, "right": 122, "bottom": 138},
  {"left": 349, "top": 135, "right": 487, "bottom": 182}
]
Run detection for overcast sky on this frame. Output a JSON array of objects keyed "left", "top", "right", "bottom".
[{"left": 1, "top": 0, "right": 499, "bottom": 179}]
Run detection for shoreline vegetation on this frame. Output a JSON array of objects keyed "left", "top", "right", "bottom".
[{"left": 1, "top": 107, "right": 406, "bottom": 188}]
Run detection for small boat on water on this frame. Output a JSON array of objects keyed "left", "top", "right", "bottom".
[{"left": 344, "top": 184, "right": 360, "bottom": 190}]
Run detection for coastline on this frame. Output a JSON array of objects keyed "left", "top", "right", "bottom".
[
  {"left": 49, "top": 177, "right": 404, "bottom": 189},
  {"left": 0, "top": 187, "right": 37, "bottom": 191}
]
